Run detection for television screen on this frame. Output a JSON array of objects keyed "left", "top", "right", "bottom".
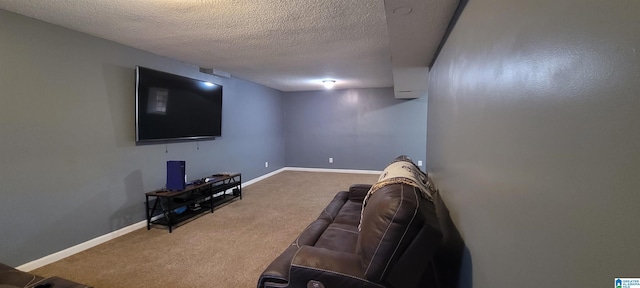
[{"left": 136, "top": 66, "right": 222, "bottom": 144}]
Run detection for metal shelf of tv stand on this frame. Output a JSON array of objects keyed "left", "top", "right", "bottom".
[{"left": 145, "top": 173, "right": 241, "bottom": 233}]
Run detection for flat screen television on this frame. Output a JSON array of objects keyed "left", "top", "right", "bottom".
[{"left": 136, "top": 66, "right": 222, "bottom": 144}]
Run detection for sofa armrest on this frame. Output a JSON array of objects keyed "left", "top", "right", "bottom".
[
  {"left": 31, "top": 276, "right": 92, "bottom": 288},
  {"left": 348, "top": 184, "right": 372, "bottom": 202},
  {"left": 258, "top": 245, "right": 298, "bottom": 288},
  {"left": 0, "top": 263, "right": 90, "bottom": 288},
  {"left": 288, "top": 246, "right": 384, "bottom": 288}
]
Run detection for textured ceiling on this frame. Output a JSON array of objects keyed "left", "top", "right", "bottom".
[{"left": 0, "top": 0, "right": 459, "bottom": 91}]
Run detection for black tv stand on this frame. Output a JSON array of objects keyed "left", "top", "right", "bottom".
[{"left": 145, "top": 173, "right": 241, "bottom": 232}]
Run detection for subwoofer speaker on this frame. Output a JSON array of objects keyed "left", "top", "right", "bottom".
[{"left": 166, "top": 161, "right": 186, "bottom": 191}]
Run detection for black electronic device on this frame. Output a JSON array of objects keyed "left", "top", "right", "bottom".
[{"left": 135, "top": 66, "right": 223, "bottom": 144}]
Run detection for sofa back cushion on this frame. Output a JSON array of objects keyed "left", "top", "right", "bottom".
[{"left": 356, "top": 182, "right": 437, "bottom": 282}]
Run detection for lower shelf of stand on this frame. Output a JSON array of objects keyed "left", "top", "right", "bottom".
[
  {"left": 151, "top": 209, "right": 206, "bottom": 227},
  {"left": 149, "top": 193, "right": 241, "bottom": 230}
]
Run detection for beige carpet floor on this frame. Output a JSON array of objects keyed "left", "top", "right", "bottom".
[{"left": 31, "top": 171, "right": 379, "bottom": 288}]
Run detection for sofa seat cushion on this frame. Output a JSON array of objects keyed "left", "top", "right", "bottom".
[
  {"left": 314, "top": 222, "right": 360, "bottom": 252},
  {"left": 332, "top": 200, "right": 363, "bottom": 227},
  {"left": 295, "top": 219, "right": 331, "bottom": 247},
  {"left": 318, "top": 191, "right": 349, "bottom": 222}
]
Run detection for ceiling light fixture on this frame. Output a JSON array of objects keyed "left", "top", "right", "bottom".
[{"left": 322, "top": 80, "right": 336, "bottom": 89}]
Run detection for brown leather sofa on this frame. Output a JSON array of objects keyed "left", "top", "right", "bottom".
[
  {"left": 0, "top": 262, "right": 90, "bottom": 288},
  {"left": 258, "top": 157, "right": 465, "bottom": 288}
]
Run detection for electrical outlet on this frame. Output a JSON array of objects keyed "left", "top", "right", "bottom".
[
  {"left": 418, "top": 160, "right": 423, "bottom": 167},
  {"left": 329, "top": 157, "right": 333, "bottom": 164},
  {"left": 265, "top": 161, "right": 269, "bottom": 168}
]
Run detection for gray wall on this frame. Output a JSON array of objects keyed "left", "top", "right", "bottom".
[
  {"left": 284, "top": 88, "right": 427, "bottom": 170},
  {"left": 0, "top": 10, "right": 285, "bottom": 266},
  {"left": 427, "top": 1, "right": 640, "bottom": 287}
]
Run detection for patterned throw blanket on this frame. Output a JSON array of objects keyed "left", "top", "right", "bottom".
[{"left": 359, "top": 159, "right": 437, "bottom": 230}]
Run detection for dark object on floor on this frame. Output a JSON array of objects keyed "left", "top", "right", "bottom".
[{"left": 0, "top": 262, "right": 91, "bottom": 288}]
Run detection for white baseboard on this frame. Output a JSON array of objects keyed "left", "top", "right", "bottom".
[
  {"left": 17, "top": 218, "right": 150, "bottom": 272},
  {"left": 243, "top": 168, "right": 287, "bottom": 186},
  {"left": 16, "top": 167, "right": 378, "bottom": 271},
  {"left": 284, "top": 167, "right": 382, "bottom": 174}
]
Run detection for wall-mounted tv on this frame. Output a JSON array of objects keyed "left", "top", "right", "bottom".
[{"left": 136, "top": 66, "right": 222, "bottom": 144}]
